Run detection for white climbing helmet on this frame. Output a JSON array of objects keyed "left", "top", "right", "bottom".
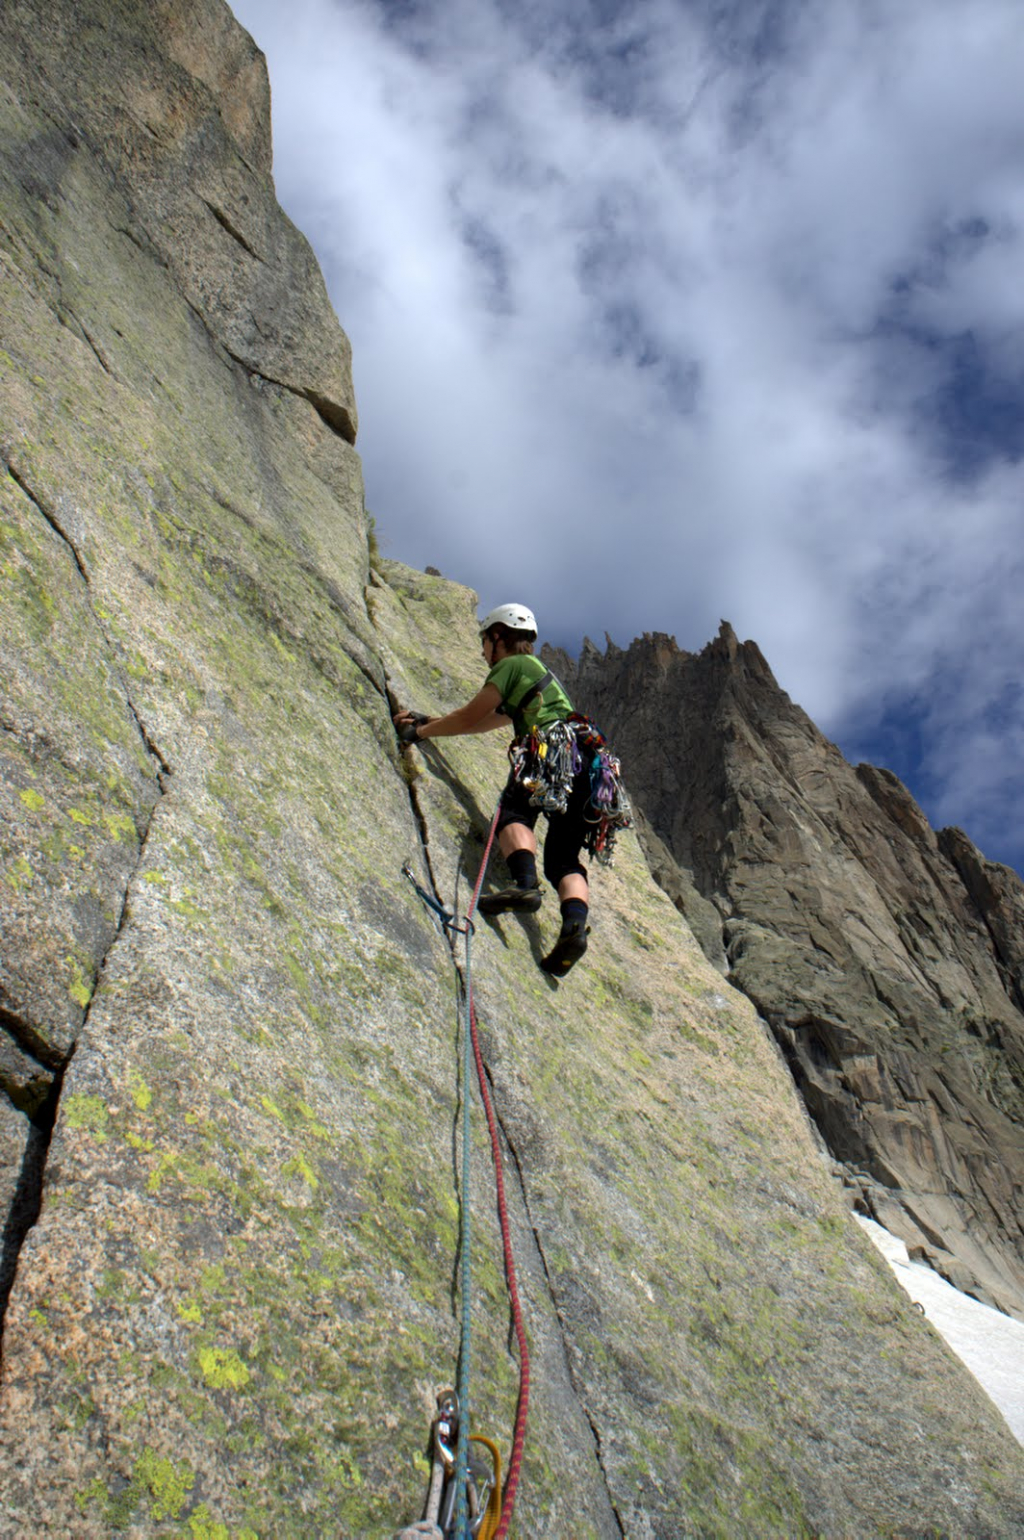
[{"left": 479, "top": 602, "right": 538, "bottom": 637}]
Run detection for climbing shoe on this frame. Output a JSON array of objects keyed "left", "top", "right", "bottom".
[
  {"left": 540, "top": 923, "right": 589, "bottom": 975},
  {"left": 477, "top": 885, "right": 543, "bottom": 916}
]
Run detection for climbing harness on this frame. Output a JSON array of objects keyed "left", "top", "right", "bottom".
[
  {"left": 399, "top": 803, "right": 530, "bottom": 1540},
  {"left": 508, "top": 713, "right": 633, "bottom": 864}
]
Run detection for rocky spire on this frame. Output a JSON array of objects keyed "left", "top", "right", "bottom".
[{"left": 549, "top": 625, "right": 1024, "bottom": 1319}]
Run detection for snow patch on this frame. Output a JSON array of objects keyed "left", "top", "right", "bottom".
[{"left": 857, "top": 1215, "right": 1024, "bottom": 1446}]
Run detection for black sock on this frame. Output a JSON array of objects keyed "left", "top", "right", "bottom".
[
  {"left": 507, "top": 849, "right": 538, "bottom": 889},
  {"left": 560, "top": 898, "right": 588, "bottom": 933}
]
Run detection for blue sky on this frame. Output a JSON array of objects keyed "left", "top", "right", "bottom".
[{"left": 231, "top": 0, "right": 1024, "bottom": 875}]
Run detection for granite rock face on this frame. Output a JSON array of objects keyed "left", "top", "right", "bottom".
[
  {"left": 0, "top": 0, "right": 356, "bottom": 442},
  {"left": 1, "top": 2, "right": 1024, "bottom": 1534},
  {"left": 548, "top": 625, "right": 1024, "bottom": 1323}
]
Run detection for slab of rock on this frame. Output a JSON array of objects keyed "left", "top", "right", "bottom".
[
  {"left": 0, "top": 0, "right": 356, "bottom": 442},
  {"left": 1, "top": 3, "right": 1023, "bottom": 1533}
]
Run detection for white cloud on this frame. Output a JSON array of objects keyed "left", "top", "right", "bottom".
[{"left": 231, "top": 0, "right": 1024, "bottom": 867}]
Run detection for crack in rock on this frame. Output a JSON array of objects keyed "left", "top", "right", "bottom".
[
  {"left": 4, "top": 459, "right": 89, "bottom": 583},
  {"left": 58, "top": 305, "right": 113, "bottom": 375},
  {"left": 0, "top": 721, "right": 168, "bottom": 1348},
  {"left": 0, "top": 461, "right": 173, "bottom": 1351},
  {"left": 177, "top": 303, "right": 357, "bottom": 447},
  {"left": 0, "top": 1014, "right": 55, "bottom": 1126},
  {"left": 485, "top": 1069, "right": 627, "bottom": 1538},
  {"left": 198, "top": 194, "right": 264, "bottom": 263},
  {"left": 0, "top": 1046, "right": 71, "bottom": 1346}
]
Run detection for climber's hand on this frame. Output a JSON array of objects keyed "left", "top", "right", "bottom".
[{"left": 394, "top": 710, "right": 430, "bottom": 744}]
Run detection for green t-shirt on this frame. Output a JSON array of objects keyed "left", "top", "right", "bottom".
[{"left": 486, "top": 655, "right": 574, "bottom": 736}]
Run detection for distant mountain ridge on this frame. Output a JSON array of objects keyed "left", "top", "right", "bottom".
[{"left": 545, "top": 622, "right": 1024, "bottom": 1321}]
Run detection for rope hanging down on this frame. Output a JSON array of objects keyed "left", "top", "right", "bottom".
[{"left": 402, "top": 802, "right": 530, "bottom": 1540}]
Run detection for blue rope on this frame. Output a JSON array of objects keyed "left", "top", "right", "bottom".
[
  {"left": 402, "top": 861, "right": 476, "bottom": 1537},
  {"left": 399, "top": 797, "right": 501, "bottom": 1539}
]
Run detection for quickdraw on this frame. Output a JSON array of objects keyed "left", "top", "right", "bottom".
[
  {"left": 395, "top": 1390, "right": 502, "bottom": 1540},
  {"left": 402, "top": 864, "right": 459, "bottom": 933},
  {"left": 583, "top": 749, "right": 632, "bottom": 867},
  {"left": 508, "top": 719, "right": 580, "bottom": 814},
  {"left": 508, "top": 714, "right": 632, "bottom": 865}
]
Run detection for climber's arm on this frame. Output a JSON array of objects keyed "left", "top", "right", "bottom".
[{"left": 395, "top": 684, "right": 505, "bottom": 740}]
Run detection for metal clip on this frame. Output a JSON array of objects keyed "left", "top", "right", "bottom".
[
  {"left": 433, "top": 1389, "right": 459, "bottom": 1475},
  {"left": 430, "top": 1390, "right": 461, "bottom": 1533},
  {"left": 468, "top": 1435, "right": 502, "bottom": 1540},
  {"left": 402, "top": 864, "right": 457, "bottom": 931}
]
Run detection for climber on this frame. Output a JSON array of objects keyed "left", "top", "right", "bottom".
[{"left": 394, "top": 603, "right": 604, "bottom": 975}]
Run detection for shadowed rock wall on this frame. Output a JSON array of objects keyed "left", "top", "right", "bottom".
[
  {"left": 2, "top": 2, "right": 1024, "bottom": 1533},
  {"left": 547, "top": 625, "right": 1024, "bottom": 1323}
]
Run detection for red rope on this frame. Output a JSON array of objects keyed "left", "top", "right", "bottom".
[
  {"left": 464, "top": 803, "right": 530, "bottom": 1540},
  {"left": 468, "top": 990, "right": 530, "bottom": 1540},
  {"left": 465, "top": 800, "right": 502, "bottom": 923}
]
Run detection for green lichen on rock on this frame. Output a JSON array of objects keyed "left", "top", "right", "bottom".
[
  {"left": 0, "top": 2, "right": 1022, "bottom": 1537},
  {"left": 197, "top": 1347, "right": 251, "bottom": 1392},
  {"left": 75, "top": 1446, "right": 196, "bottom": 1530},
  {"left": 63, "top": 1093, "right": 110, "bottom": 1143}
]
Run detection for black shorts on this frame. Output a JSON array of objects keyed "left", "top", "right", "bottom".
[{"left": 496, "top": 766, "right": 591, "bottom": 888}]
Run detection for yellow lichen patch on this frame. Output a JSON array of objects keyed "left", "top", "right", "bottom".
[
  {"left": 103, "top": 810, "right": 138, "bottom": 842},
  {"left": 297, "top": 1101, "right": 331, "bottom": 1141},
  {"left": 133, "top": 1447, "right": 195, "bottom": 1521},
  {"left": 4, "top": 855, "right": 32, "bottom": 889},
  {"left": 129, "top": 1071, "right": 154, "bottom": 1111},
  {"left": 64, "top": 1093, "right": 109, "bottom": 1142},
  {"left": 19, "top": 787, "right": 44, "bottom": 812},
  {"left": 66, "top": 958, "right": 92, "bottom": 1008},
  {"left": 74, "top": 1446, "right": 198, "bottom": 1529},
  {"left": 186, "top": 1502, "right": 258, "bottom": 1540},
  {"left": 185, "top": 1504, "right": 228, "bottom": 1540},
  {"left": 197, "top": 1347, "right": 251, "bottom": 1391},
  {"left": 282, "top": 1152, "right": 319, "bottom": 1190},
  {"left": 259, "top": 1093, "right": 285, "bottom": 1122},
  {"left": 146, "top": 1150, "right": 179, "bottom": 1192}
]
